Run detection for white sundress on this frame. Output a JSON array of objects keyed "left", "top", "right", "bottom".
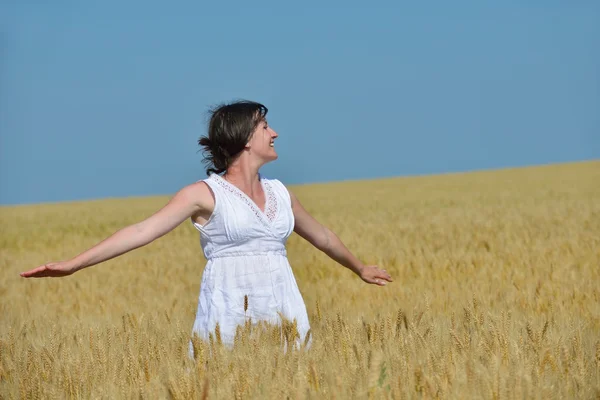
[{"left": 189, "top": 173, "right": 311, "bottom": 351}]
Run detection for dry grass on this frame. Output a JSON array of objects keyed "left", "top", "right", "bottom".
[{"left": 1, "top": 161, "right": 599, "bottom": 399}]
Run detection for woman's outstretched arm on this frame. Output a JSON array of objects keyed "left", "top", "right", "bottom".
[
  {"left": 288, "top": 189, "right": 393, "bottom": 286},
  {"left": 20, "top": 182, "right": 213, "bottom": 278}
]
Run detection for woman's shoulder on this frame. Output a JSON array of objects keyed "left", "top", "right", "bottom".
[
  {"left": 195, "top": 173, "right": 218, "bottom": 183},
  {"left": 194, "top": 173, "right": 225, "bottom": 192},
  {"left": 185, "top": 179, "right": 217, "bottom": 201}
]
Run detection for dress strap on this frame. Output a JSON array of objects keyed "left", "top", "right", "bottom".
[
  {"left": 268, "top": 179, "right": 292, "bottom": 207},
  {"left": 202, "top": 174, "right": 220, "bottom": 193}
]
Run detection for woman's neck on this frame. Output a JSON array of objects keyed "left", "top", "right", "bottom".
[{"left": 223, "top": 162, "right": 261, "bottom": 193}]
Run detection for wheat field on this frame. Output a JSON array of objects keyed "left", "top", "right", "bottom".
[{"left": 1, "top": 161, "right": 599, "bottom": 399}]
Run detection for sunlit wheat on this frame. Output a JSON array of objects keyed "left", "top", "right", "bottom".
[{"left": 1, "top": 161, "right": 599, "bottom": 398}]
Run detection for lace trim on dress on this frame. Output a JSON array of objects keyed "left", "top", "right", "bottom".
[
  {"left": 263, "top": 179, "right": 278, "bottom": 222},
  {"left": 210, "top": 174, "right": 278, "bottom": 227}
]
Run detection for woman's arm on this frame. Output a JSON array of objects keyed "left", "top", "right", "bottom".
[
  {"left": 20, "top": 182, "right": 213, "bottom": 278},
  {"left": 288, "top": 189, "right": 393, "bottom": 286}
]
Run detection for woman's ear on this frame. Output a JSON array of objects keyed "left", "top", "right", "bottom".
[{"left": 245, "top": 131, "right": 256, "bottom": 149}]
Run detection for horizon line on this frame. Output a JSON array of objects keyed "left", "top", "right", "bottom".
[{"left": 1, "top": 159, "right": 597, "bottom": 208}]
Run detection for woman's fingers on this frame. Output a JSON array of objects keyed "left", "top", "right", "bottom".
[
  {"left": 372, "top": 267, "right": 393, "bottom": 285},
  {"left": 379, "top": 269, "right": 393, "bottom": 282},
  {"left": 20, "top": 265, "right": 49, "bottom": 278},
  {"left": 20, "top": 262, "right": 73, "bottom": 278},
  {"left": 373, "top": 268, "right": 392, "bottom": 283},
  {"left": 359, "top": 265, "right": 393, "bottom": 286}
]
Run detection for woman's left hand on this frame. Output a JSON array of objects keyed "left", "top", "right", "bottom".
[{"left": 359, "top": 265, "right": 393, "bottom": 286}]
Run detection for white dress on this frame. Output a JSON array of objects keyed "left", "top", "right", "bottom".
[{"left": 189, "top": 173, "right": 311, "bottom": 350}]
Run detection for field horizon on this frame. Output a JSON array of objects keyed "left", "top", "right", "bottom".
[
  {"left": 1, "top": 160, "right": 599, "bottom": 398},
  {"left": 2, "top": 159, "right": 595, "bottom": 208}
]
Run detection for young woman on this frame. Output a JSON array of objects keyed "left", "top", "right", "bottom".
[{"left": 20, "top": 100, "right": 393, "bottom": 348}]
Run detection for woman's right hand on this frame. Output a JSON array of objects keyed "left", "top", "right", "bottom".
[{"left": 20, "top": 261, "right": 78, "bottom": 278}]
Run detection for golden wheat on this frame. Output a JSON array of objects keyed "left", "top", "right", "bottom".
[{"left": 1, "top": 161, "right": 599, "bottom": 398}]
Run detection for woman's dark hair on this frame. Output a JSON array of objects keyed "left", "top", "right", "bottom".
[{"left": 198, "top": 100, "right": 268, "bottom": 175}]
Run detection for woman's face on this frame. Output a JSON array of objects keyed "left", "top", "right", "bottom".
[{"left": 247, "top": 119, "right": 279, "bottom": 163}]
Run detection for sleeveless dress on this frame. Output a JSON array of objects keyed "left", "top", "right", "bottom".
[{"left": 189, "top": 173, "right": 311, "bottom": 350}]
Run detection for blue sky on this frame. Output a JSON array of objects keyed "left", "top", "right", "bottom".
[{"left": 1, "top": 1, "right": 598, "bottom": 205}]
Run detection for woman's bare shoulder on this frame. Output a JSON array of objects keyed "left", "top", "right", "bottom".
[{"left": 177, "top": 180, "right": 216, "bottom": 210}]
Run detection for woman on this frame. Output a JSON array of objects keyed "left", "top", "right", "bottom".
[{"left": 20, "top": 100, "right": 393, "bottom": 348}]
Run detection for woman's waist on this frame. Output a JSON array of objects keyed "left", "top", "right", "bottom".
[{"left": 204, "top": 248, "right": 287, "bottom": 260}]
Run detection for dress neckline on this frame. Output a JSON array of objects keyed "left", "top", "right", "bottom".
[{"left": 211, "top": 173, "right": 278, "bottom": 226}]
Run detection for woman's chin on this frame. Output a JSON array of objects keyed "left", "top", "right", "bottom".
[{"left": 260, "top": 154, "right": 278, "bottom": 165}]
